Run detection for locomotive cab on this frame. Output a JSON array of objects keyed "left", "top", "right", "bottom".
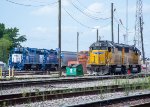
[
  {"left": 89, "top": 43, "right": 108, "bottom": 65},
  {"left": 9, "top": 48, "right": 26, "bottom": 70},
  {"left": 87, "top": 41, "right": 113, "bottom": 75}
]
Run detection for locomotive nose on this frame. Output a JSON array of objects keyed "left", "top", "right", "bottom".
[{"left": 91, "top": 51, "right": 106, "bottom": 65}]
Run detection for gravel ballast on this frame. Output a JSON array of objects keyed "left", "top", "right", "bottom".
[
  {"left": 0, "top": 77, "right": 149, "bottom": 95},
  {"left": 12, "top": 90, "right": 150, "bottom": 107}
]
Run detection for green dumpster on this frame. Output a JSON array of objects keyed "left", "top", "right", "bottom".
[{"left": 66, "top": 64, "right": 84, "bottom": 76}]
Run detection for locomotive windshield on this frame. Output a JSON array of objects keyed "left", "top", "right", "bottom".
[
  {"left": 91, "top": 46, "right": 107, "bottom": 50},
  {"left": 49, "top": 51, "right": 57, "bottom": 55},
  {"left": 90, "top": 41, "right": 110, "bottom": 50}
]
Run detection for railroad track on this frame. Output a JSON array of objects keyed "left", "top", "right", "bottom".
[
  {"left": 2, "top": 71, "right": 45, "bottom": 76},
  {"left": 0, "top": 73, "right": 149, "bottom": 89},
  {"left": 69, "top": 93, "right": 150, "bottom": 107},
  {"left": 131, "top": 102, "right": 150, "bottom": 107},
  {"left": 0, "top": 83, "right": 149, "bottom": 106}
]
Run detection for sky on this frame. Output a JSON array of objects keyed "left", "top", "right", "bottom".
[{"left": 0, "top": 0, "right": 150, "bottom": 57}]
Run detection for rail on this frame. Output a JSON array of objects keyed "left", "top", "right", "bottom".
[
  {"left": 0, "top": 74, "right": 149, "bottom": 89},
  {"left": 68, "top": 93, "right": 150, "bottom": 107},
  {"left": 0, "top": 83, "right": 149, "bottom": 106}
]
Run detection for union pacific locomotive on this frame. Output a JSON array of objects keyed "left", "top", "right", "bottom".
[{"left": 87, "top": 40, "right": 141, "bottom": 75}]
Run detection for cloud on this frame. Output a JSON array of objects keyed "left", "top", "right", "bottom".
[
  {"left": 129, "top": 3, "right": 150, "bottom": 14},
  {"left": 34, "top": 26, "right": 50, "bottom": 33},
  {"left": 143, "top": 4, "right": 150, "bottom": 14},
  {"left": 91, "top": 24, "right": 111, "bottom": 32},
  {"left": 30, "top": 0, "right": 70, "bottom": 16},
  {"left": 62, "top": 26, "right": 77, "bottom": 32},
  {"left": 27, "top": 26, "right": 52, "bottom": 40},
  {"left": 21, "top": 26, "right": 57, "bottom": 49},
  {"left": 124, "top": 3, "right": 150, "bottom": 14},
  {"left": 62, "top": 0, "right": 70, "bottom": 6},
  {"left": 31, "top": 6, "right": 56, "bottom": 15},
  {"left": 84, "top": 2, "right": 110, "bottom": 18},
  {"left": 86, "top": 2, "right": 104, "bottom": 13}
]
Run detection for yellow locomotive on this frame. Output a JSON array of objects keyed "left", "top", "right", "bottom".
[{"left": 87, "top": 40, "right": 141, "bottom": 75}]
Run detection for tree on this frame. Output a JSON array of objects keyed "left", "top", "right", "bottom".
[
  {"left": 0, "top": 38, "right": 12, "bottom": 63},
  {"left": 0, "top": 23, "right": 27, "bottom": 63},
  {"left": 4, "top": 27, "right": 27, "bottom": 48},
  {"left": 0, "top": 24, "right": 5, "bottom": 38}
]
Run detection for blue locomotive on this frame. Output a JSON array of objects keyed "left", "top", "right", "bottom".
[{"left": 8, "top": 47, "right": 59, "bottom": 71}]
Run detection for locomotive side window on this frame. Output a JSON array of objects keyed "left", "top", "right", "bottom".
[
  {"left": 125, "top": 48, "right": 129, "bottom": 53},
  {"left": 108, "top": 47, "right": 111, "bottom": 52},
  {"left": 117, "top": 47, "right": 122, "bottom": 51},
  {"left": 50, "top": 51, "right": 54, "bottom": 54},
  {"left": 55, "top": 52, "right": 57, "bottom": 55},
  {"left": 112, "top": 48, "right": 114, "bottom": 53},
  {"left": 135, "top": 51, "right": 138, "bottom": 55}
]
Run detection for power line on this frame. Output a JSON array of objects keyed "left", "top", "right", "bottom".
[
  {"left": 69, "top": 0, "right": 110, "bottom": 20},
  {"left": 113, "top": 5, "right": 131, "bottom": 34},
  {"left": 114, "top": 12, "right": 135, "bottom": 35},
  {"left": 62, "top": 6, "right": 96, "bottom": 29},
  {"left": 76, "top": 0, "right": 102, "bottom": 13},
  {"left": 114, "top": 5, "right": 136, "bottom": 34},
  {"left": 113, "top": 20, "right": 126, "bottom": 34},
  {"left": 76, "top": 22, "right": 110, "bottom": 35},
  {"left": 27, "top": 0, "right": 54, "bottom": 4},
  {"left": 5, "top": 0, "right": 58, "bottom": 7},
  {"left": 114, "top": 16, "right": 127, "bottom": 31}
]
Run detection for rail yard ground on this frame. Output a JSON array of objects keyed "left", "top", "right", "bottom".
[
  {"left": 0, "top": 71, "right": 150, "bottom": 107},
  {"left": 13, "top": 90, "right": 150, "bottom": 107},
  {"left": 1, "top": 0, "right": 150, "bottom": 106},
  {"left": 1, "top": 69, "right": 149, "bottom": 79}
]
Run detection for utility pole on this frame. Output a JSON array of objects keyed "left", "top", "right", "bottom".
[
  {"left": 140, "top": 17, "right": 145, "bottom": 64},
  {"left": 118, "top": 24, "right": 119, "bottom": 43},
  {"left": 58, "top": 0, "right": 62, "bottom": 77},
  {"left": 111, "top": 3, "right": 114, "bottom": 43},
  {"left": 126, "top": 0, "right": 128, "bottom": 44},
  {"left": 97, "top": 29, "right": 98, "bottom": 42},
  {"left": 77, "top": 32, "right": 79, "bottom": 61}
]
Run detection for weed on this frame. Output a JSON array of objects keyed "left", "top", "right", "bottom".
[
  {"left": 100, "top": 87, "right": 104, "bottom": 99},
  {"left": 35, "top": 89, "right": 40, "bottom": 96},
  {"left": 22, "top": 90, "right": 27, "bottom": 98},
  {"left": 3, "top": 101, "right": 6, "bottom": 107},
  {"left": 124, "top": 84, "right": 129, "bottom": 96}
]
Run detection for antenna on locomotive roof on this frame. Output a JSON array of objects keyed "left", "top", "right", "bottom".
[
  {"left": 123, "top": 34, "right": 127, "bottom": 44},
  {"left": 99, "top": 36, "right": 101, "bottom": 41},
  {"left": 97, "top": 29, "right": 99, "bottom": 42}
]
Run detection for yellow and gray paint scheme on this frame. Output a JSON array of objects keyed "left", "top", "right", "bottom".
[{"left": 87, "top": 40, "right": 141, "bottom": 75}]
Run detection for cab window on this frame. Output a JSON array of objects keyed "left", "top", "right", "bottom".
[{"left": 91, "top": 46, "right": 107, "bottom": 50}]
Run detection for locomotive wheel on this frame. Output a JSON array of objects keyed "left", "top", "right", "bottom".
[
  {"left": 87, "top": 67, "right": 93, "bottom": 75},
  {"left": 94, "top": 66, "right": 109, "bottom": 75},
  {"left": 121, "top": 66, "right": 127, "bottom": 74},
  {"left": 55, "top": 66, "right": 58, "bottom": 71},
  {"left": 109, "top": 66, "right": 115, "bottom": 75}
]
